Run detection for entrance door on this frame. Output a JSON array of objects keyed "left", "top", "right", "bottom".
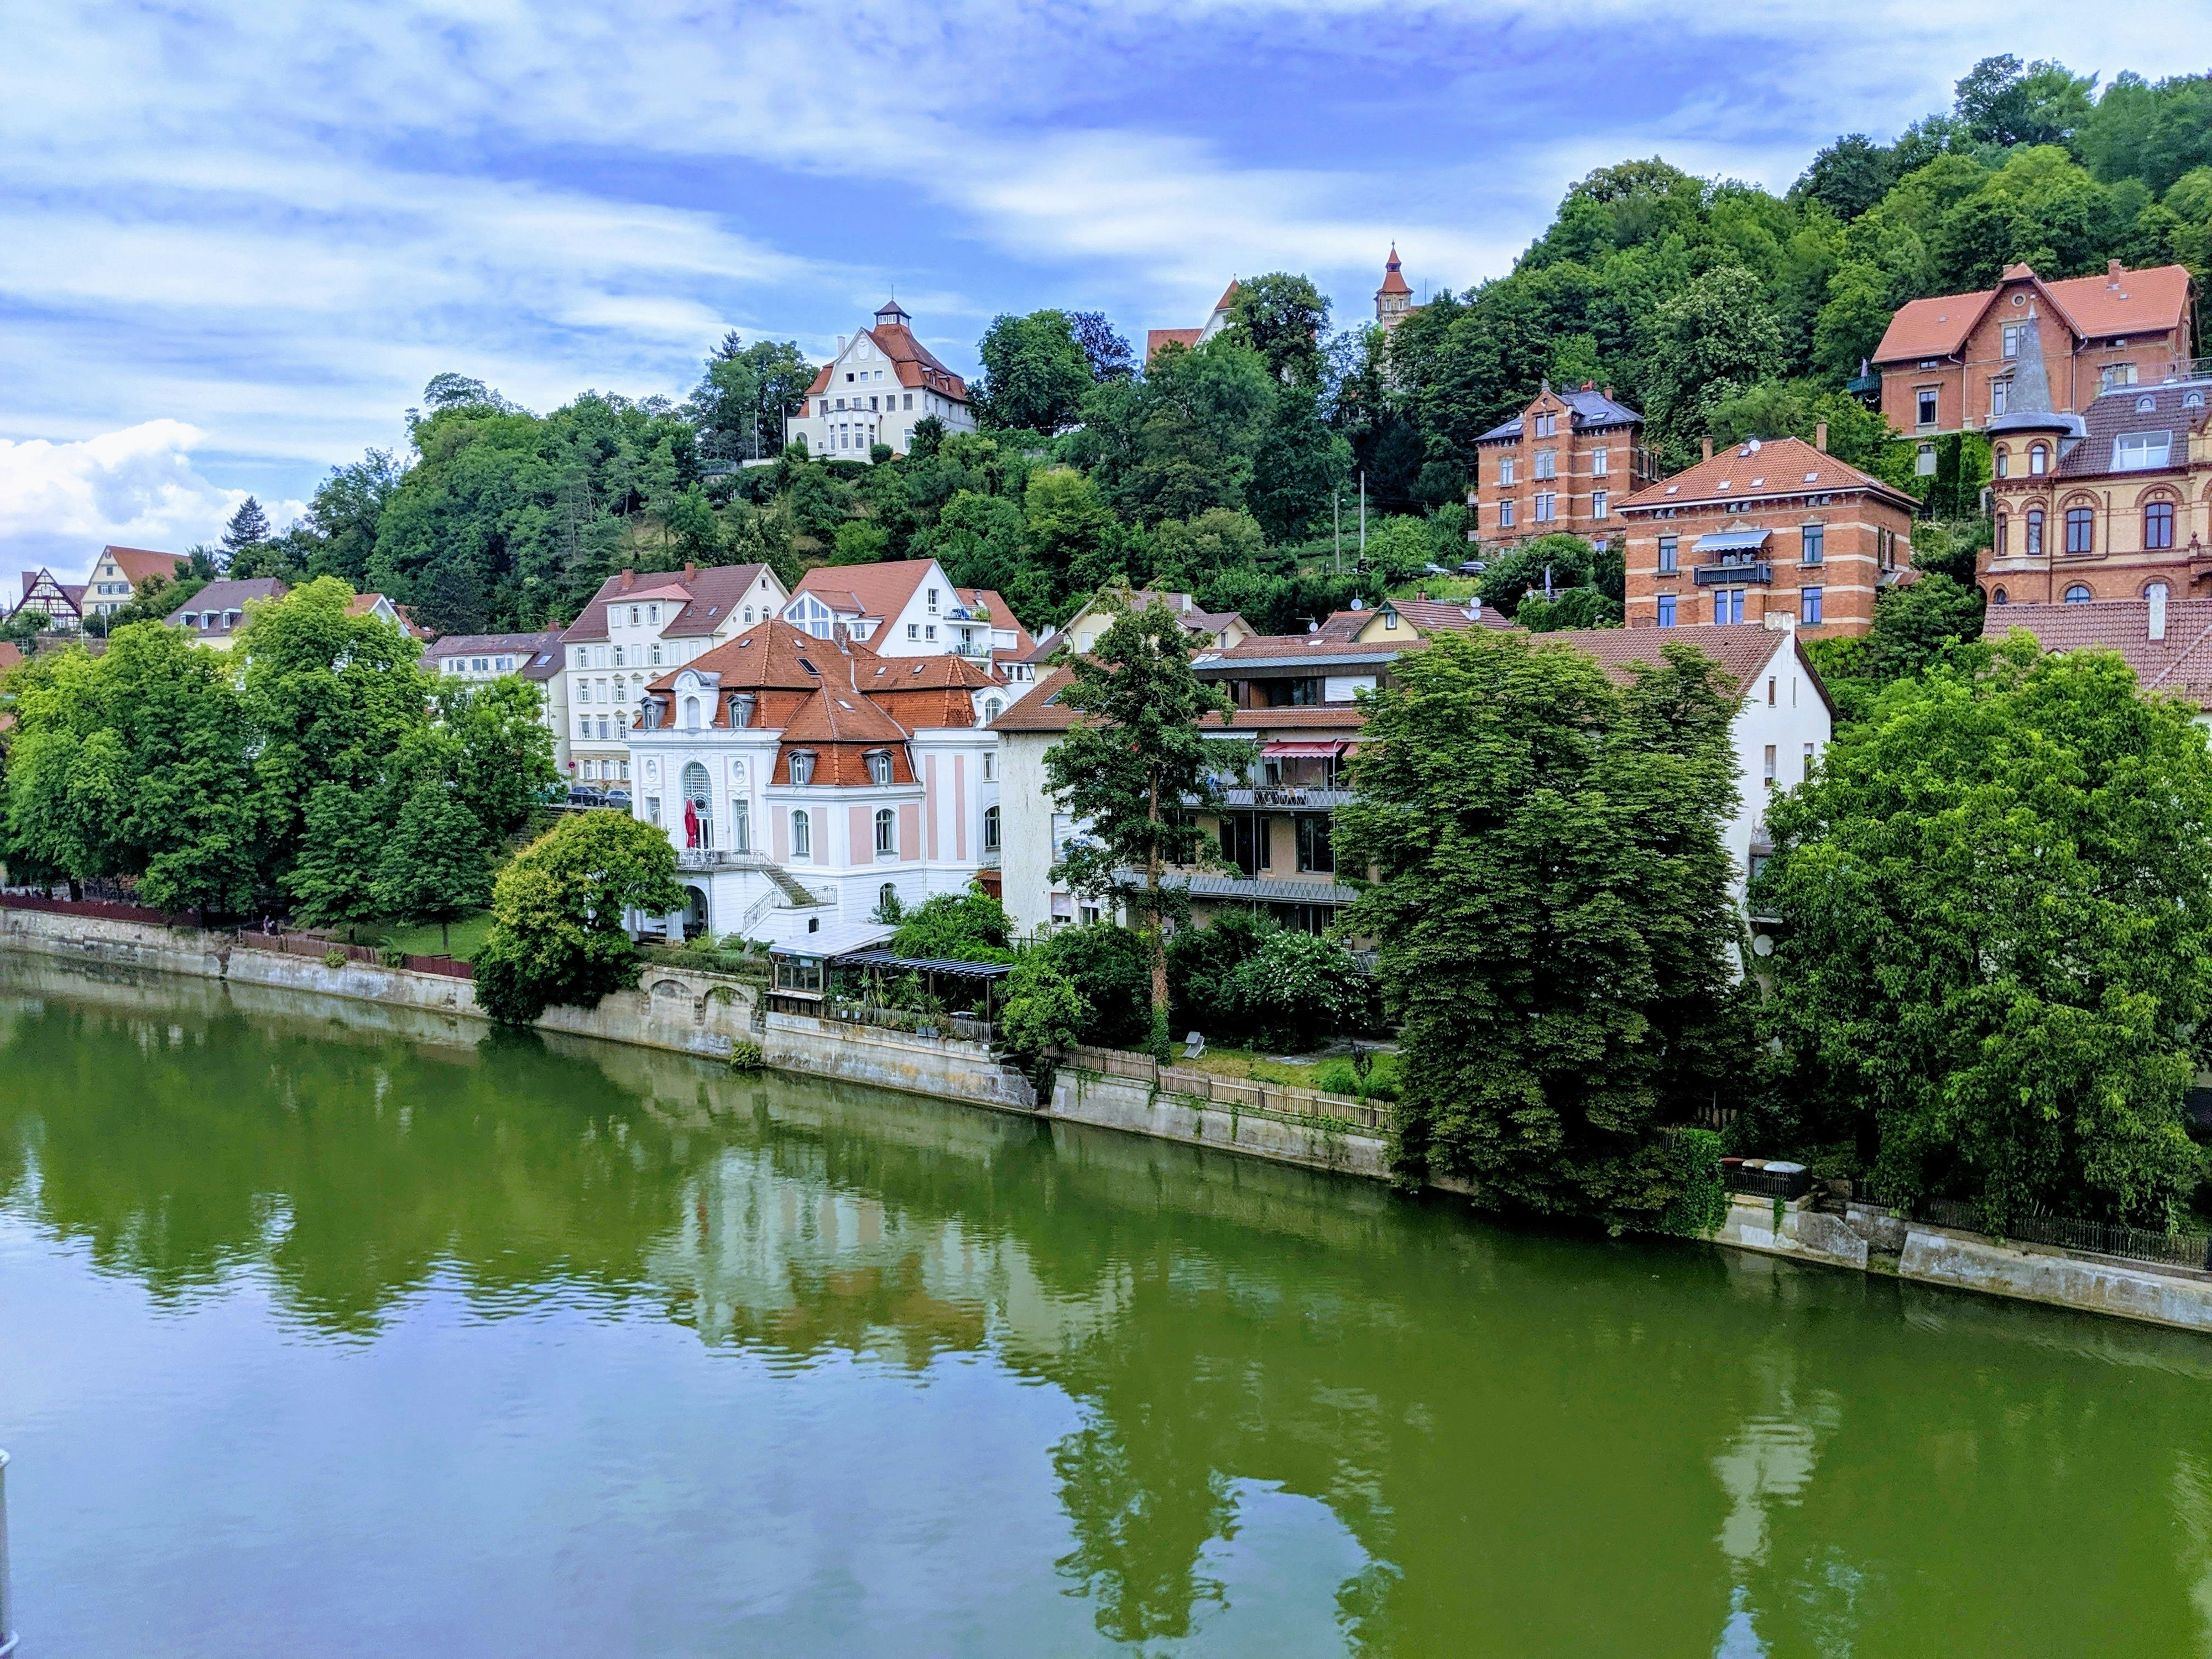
[{"left": 682, "top": 886, "right": 709, "bottom": 940}]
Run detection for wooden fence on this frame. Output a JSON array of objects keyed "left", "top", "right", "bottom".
[{"left": 1053, "top": 1043, "right": 1387, "bottom": 1134}]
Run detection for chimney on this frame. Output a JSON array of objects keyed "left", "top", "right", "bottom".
[
  {"left": 1702, "top": 437, "right": 1714, "bottom": 462},
  {"left": 2151, "top": 588, "right": 2168, "bottom": 642},
  {"left": 684, "top": 561, "right": 697, "bottom": 581},
  {"left": 2109, "top": 258, "right": 2124, "bottom": 285},
  {"left": 1815, "top": 421, "right": 1829, "bottom": 453},
  {"left": 1601, "top": 384, "right": 1614, "bottom": 400},
  {"left": 620, "top": 568, "right": 635, "bottom": 591}
]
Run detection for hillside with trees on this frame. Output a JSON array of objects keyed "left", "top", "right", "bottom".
[{"left": 195, "top": 55, "right": 2210, "bottom": 641}]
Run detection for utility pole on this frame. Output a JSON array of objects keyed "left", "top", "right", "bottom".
[
  {"left": 1358, "top": 472, "right": 1367, "bottom": 567},
  {"left": 1333, "top": 491, "right": 1342, "bottom": 573}
]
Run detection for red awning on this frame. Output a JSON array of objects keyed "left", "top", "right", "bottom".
[{"left": 1261, "top": 740, "right": 1347, "bottom": 758}]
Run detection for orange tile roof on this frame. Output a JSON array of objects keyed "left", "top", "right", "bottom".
[
  {"left": 1145, "top": 327, "right": 1203, "bottom": 361},
  {"left": 1873, "top": 263, "right": 2193, "bottom": 363},
  {"left": 1619, "top": 436, "right": 1915, "bottom": 513},
  {"left": 1377, "top": 246, "right": 1412, "bottom": 297},
  {"left": 561, "top": 562, "right": 774, "bottom": 643},
  {"left": 101, "top": 546, "right": 187, "bottom": 586},
  {"left": 1985, "top": 599, "right": 2212, "bottom": 709},
  {"left": 791, "top": 558, "right": 940, "bottom": 621}
]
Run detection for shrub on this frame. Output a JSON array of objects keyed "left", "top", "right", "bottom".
[
  {"left": 1037, "top": 924, "right": 1154, "bottom": 1050},
  {"left": 1227, "top": 931, "right": 1373, "bottom": 1050},
  {"left": 379, "top": 945, "right": 408, "bottom": 968},
  {"left": 1166, "top": 908, "right": 1278, "bottom": 1039},
  {"left": 1001, "top": 950, "right": 1087, "bottom": 1087},
  {"left": 473, "top": 812, "right": 685, "bottom": 1024},
  {"left": 321, "top": 946, "right": 349, "bottom": 968},
  {"left": 727, "top": 1039, "right": 765, "bottom": 1072},
  {"left": 1661, "top": 1129, "right": 1731, "bottom": 1237}
]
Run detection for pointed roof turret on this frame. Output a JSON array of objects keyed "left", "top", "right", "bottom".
[
  {"left": 1377, "top": 244, "right": 1412, "bottom": 298},
  {"left": 874, "top": 296, "right": 911, "bottom": 326},
  {"left": 1986, "top": 306, "right": 2086, "bottom": 441}
]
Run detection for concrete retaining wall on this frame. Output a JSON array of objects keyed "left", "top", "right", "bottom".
[
  {"left": 1710, "top": 1193, "right": 1870, "bottom": 1271},
  {"left": 1899, "top": 1225, "right": 2212, "bottom": 1333},
  {"left": 1047, "top": 1066, "right": 1390, "bottom": 1181}
]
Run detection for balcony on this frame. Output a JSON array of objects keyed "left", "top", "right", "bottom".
[
  {"left": 1693, "top": 560, "right": 1772, "bottom": 586},
  {"left": 1214, "top": 786, "right": 1356, "bottom": 811}
]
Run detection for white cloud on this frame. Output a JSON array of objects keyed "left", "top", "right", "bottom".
[{"left": 0, "top": 422, "right": 304, "bottom": 581}]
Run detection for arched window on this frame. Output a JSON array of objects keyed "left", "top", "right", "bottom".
[
  {"left": 1995, "top": 514, "right": 2009, "bottom": 556},
  {"left": 1992, "top": 586, "right": 2008, "bottom": 606},
  {"left": 2146, "top": 500, "right": 2176, "bottom": 550},
  {"left": 984, "top": 804, "right": 1000, "bottom": 852},
  {"left": 2064, "top": 584, "right": 2092, "bottom": 603},
  {"left": 1994, "top": 447, "right": 2010, "bottom": 478},
  {"left": 2065, "top": 507, "right": 2094, "bottom": 554},
  {"left": 879, "top": 881, "right": 899, "bottom": 917},
  {"left": 867, "top": 750, "right": 893, "bottom": 786},
  {"left": 680, "top": 761, "right": 713, "bottom": 850},
  {"left": 2146, "top": 581, "right": 2171, "bottom": 602},
  {"left": 2030, "top": 444, "right": 2049, "bottom": 476},
  {"left": 874, "top": 807, "right": 895, "bottom": 855},
  {"left": 2026, "top": 509, "right": 2045, "bottom": 555},
  {"left": 682, "top": 696, "right": 701, "bottom": 730},
  {"left": 791, "top": 810, "right": 812, "bottom": 859},
  {"left": 983, "top": 697, "right": 1003, "bottom": 723},
  {"left": 789, "top": 750, "right": 816, "bottom": 786}
]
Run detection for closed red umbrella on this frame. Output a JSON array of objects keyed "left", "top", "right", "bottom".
[{"left": 682, "top": 797, "right": 699, "bottom": 848}]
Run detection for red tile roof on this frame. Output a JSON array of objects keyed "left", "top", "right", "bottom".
[
  {"left": 101, "top": 546, "right": 187, "bottom": 586},
  {"left": 1874, "top": 263, "right": 2193, "bottom": 363},
  {"left": 802, "top": 321, "right": 969, "bottom": 402},
  {"left": 1985, "top": 599, "right": 2212, "bottom": 709},
  {"left": 1377, "top": 246, "right": 1412, "bottom": 297},
  {"left": 561, "top": 563, "right": 774, "bottom": 643},
  {"left": 1619, "top": 436, "right": 1916, "bottom": 514},
  {"left": 1145, "top": 327, "right": 1203, "bottom": 361}
]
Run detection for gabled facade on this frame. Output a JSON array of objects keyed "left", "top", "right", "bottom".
[
  {"left": 627, "top": 619, "right": 1001, "bottom": 946},
  {"left": 85, "top": 546, "right": 186, "bottom": 617},
  {"left": 14, "top": 568, "right": 85, "bottom": 633},
  {"left": 1620, "top": 434, "right": 1917, "bottom": 638},
  {"left": 425, "top": 629, "right": 571, "bottom": 771},
  {"left": 560, "top": 562, "right": 789, "bottom": 788},
  {"left": 1024, "top": 589, "right": 1250, "bottom": 668},
  {"left": 1145, "top": 281, "right": 1240, "bottom": 364},
  {"left": 1873, "top": 260, "right": 2197, "bottom": 444},
  {"left": 1473, "top": 382, "right": 1654, "bottom": 552},
  {"left": 789, "top": 300, "right": 975, "bottom": 461},
  {"left": 784, "top": 559, "right": 1034, "bottom": 684}
]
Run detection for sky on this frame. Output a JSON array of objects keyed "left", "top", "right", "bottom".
[{"left": 0, "top": 1, "right": 2198, "bottom": 585}]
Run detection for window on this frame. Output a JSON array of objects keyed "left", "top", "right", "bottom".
[
  {"left": 1767, "top": 677, "right": 1776, "bottom": 707},
  {"left": 649, "top": 603, "right": 659, "bottom": 624},
  {"left": 1916, "top": 442, "right": 1937, "bottom": 476},
  {"left": 2064, "top": 584, "right": 2092, "bottom": 603},
  {"left": 2188, "top": 392, "right": 2206, "bottom": 410},
  {"left": 1534, "top": 449, "right": 1556, "bottom": 480},
  {"left": 1801, "top": 524, "right": 1824, "bottom": 565},
  {"left": 2002, "top": 323, "right": 2024, "bottom": 358},
  {"left": 2101, "top": 362, "right": 2139, "bottom": 390},
  {"left": 1592, "top": 489, "right": 1609, "bottom": 519},
  {"left": 1993, "top": 586, "right": 2008, "bottom": 605},
  {"left": 2113, "top": 432, "right": 2172, "bottom": 471},
  {"left": 2137, "top": 394, "right": 2157, "bottom": 413},
  {"left": 983, "top": 750, "right": 995, "bottom": 780},
  {"left": 1498, "top": 457, "right": 1515, "bottom": 486},
  {"left": 1498, "top": 499, "right": 1516, "bottom": 528},
  {"left": 907, "top": 622, "right": 919, "bottom": 640},
  {"left": 927, "top": 587, "right": 940, "bottom": 613},
  {"left": 874, "top": 807, "right": 895, "bottom": 856},
  {"left": 867, "top": 750, "right": 893, "bottom": 786},
  {"left": 496, "top": 656, "right": 513, "bottom": 671},
  {"left": 1995, "top": 446, "right": 2009, "bottom": 478},
  {"left": 628, "top": 606, "right": 639, "bottom": 626},
  {"left": 2029, "top": 443, "right": 2048, "bottom": 476},
  {"left": 1296, "top": 816, "right": 1335, "bottom": 874},
  {"left": 1762, "top": 744, "right": 1777, "bottom": 786},
  {"left": 904, "top": 393, "right": 913, "bottom": 410},
  {"left": 789, "top": 751, "right": 816, "bottom": 785},
  {"left": 650, "top": 644, "right": 662, "bottom": 666},
  {"left": 2146, "top": 500, "right": 2176, "bottom": 550},
  {"left": 983, "top": 805, "right": 1000, "bottom": 852},
  {"left": 1714, "top": 589, "right": 1745, "bottom": 625},
  {"left": 925, "top": 624, "right": 937, "bottom": 641},
  {"left": 1916, "top": 388, "right": 1939, "bottom": 427},
  {"left": 1800, "top": 587, "right": 1823, "bottom": 625},
  {"left": 1533, "top": 493, "right": 1556, "bottom": 523},
  {"left": 2065, "top": 507, "right": 2094, "bottom": 555},
  {"left": 2027, "top": 509, "right": 2045, "bottom": 554},
  {"left": 791, "top": 810, "right": 812, "bottom": 859},
  {"left": 1657, "top": 535, "right": 1678, "bottom": 574},
  {"left": 612, "top": 645, "right": 625, "bottom": 668},
  {"left": 1990, "top": 377, "right": 2011, "bottom": 415},
  {"left": 1802, "top": 742, "right": 1815, "bottom": 780},
  {"left": 1656, "top": 593, "right": 1677, "bottom": 627},
  {"left": 731, "top": 799, "right": 750, "bottom": 853},
  {"left": 1995, "top": 515, "right": 2009, "bottom": 556},
  {"left": 1591, "top": 447, "right": 1608, "bottom": 477}
]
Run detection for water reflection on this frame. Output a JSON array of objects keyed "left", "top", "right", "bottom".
[{"left": 7, "top": 962, "right": 2212, "bottom": 1656}]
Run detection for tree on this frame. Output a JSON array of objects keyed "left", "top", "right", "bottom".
[
  {"left": 1043, "top": 597, "right": 1247, "bottom": 1053},
  {"left": 1954, "top": 55, "right": 2095, "bottom": 152},
  {"left": 975, "top": 310, "right": 1094, "bottom": 435},
  {"left": 433, "top": 676, "right": 557, "bottom": 843},
  {"left": 1794, "top": 135, "right": 1900, "bottom": 222},
  {"left": 304, "top": 450, "right": 404, "bottom": 585},
  {"left": 1752, "top": 640, "right": 2212, "bottom": 1229},
  {"left": 1637, "top": 266, "right": 1787, "bottom": 464},
  {"left": 1067, "top": 311, "right": 1134, "bottom": 383},
  {"left": 1334, "top": 630, "right": 1747, "bottom": 1221},
  {"left": 1476, "top": 534, "right": 1596, "bottom": 617},
  {"left": 373, "top": 778, "right": 493, "bottom": 952},
  {"left": 222, "top": 495, "right": 273, "bottom": 555},
  {"left": 1000, "top": 948, "right": 1087, "bottom": 1082},
  {"left": 1224, "top": 273, "right": 1329, "bottom": 386},
  {"left": 890, "top": 884, "right": 1016, "bottom": 964},
  {"left": 1225, "top": 929, "right": 1371, "bottom": 1050},
  {"left": 287, "top": 782, "right": 387, "bottom": 928},
  {"left": 691, "top": 332, "right": 815, "bottom": 461},
  {"left": 472, "top": 812, "right": 685, "bottom": 1023},
  {"left": 1515, "top": 587, "right": 1621, "bottom": 632}
]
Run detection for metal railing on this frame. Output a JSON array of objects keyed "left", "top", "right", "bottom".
[
  {"left": 1724, "top": 1164, "right": 1811, "bottom": 1201},
  {"left": 1693, "top": 561, "right": 1773, "bottom": 587},
  {"left": 1911, "top": 1196, "right": 2212, "bottom": 1271}
]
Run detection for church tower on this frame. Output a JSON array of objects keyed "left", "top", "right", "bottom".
[{"left": 1375, "top": 246, "right": 1415, "bottom": 331}]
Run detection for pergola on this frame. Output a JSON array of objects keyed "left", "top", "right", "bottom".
[{"left": 828, "top": 947, "right": 1015, "bottom": 1021}]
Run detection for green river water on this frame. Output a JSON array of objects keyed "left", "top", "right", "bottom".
[{"left": 4, "top": 959, "right": 2212, "bottom": 1656}]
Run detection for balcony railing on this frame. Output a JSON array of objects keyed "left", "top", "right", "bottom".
[
  {"left": 1214, "top": 786, "right": 1356, "bottom": 811},
  {"left": 1693, "top": 560, "right": 1772, "bottom": 586}
]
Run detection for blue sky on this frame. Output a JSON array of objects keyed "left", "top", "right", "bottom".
[{"left": 0, "top": 1, "right": 2194, "bottom": 583}]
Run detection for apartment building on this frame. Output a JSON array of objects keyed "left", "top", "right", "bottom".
[
  {"left": 1619, "top": 434, "right": 1917, "bottom": 639},
  {"left": 788, "top": 300, "right": 975, "bottom": 461},
  {"left": 1472, "top": 382, "right": 1654, "bottom": 551},
  {"left": 1872, "top": 260, "right": 2197, "bottom": 469},
  {"left": 424, "top": 629, "right": 571, "bottom": 771},
  {"left": 560, "top": 562, "right": 789, "bottom": 788},
  {"left": 784, "top": 558, "right": 1035, "bottom": 691}
]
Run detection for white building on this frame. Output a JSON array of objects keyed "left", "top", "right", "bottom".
[
  {"left": 787, "top": 300, "right": 976, "bottom": 461},
  {"left": 422, "top": 629, "right": 571, "bottom": 771},
  {"left": 559, "top": 561, "right": 789, "bottom": 789},
  {"left": 84, "top": 546, "right": 186, "bottom": 619},
  {"left": 782, "top": 557, "right": 1035, "bottom": 690},
  {"left": 628, "top": 618, "right": 1004, "bottom": 947}
]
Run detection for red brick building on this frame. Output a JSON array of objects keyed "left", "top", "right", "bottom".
[
  {"left": 1619, "top": 434, "right": 1917, "bottom": 638},
  {"left": 1471, "top": 382, "right": 1655, "bottom": 553},
  {"left": 1871, "top": 260, "right": 2196, "bottom": 465}
]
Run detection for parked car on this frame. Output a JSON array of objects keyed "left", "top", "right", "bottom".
[
  {"left": 566, "top": 786, "right": 606, "bottom": 808},
  {"left": 601, "top": 789, "right": 633, "bottom": 811}
]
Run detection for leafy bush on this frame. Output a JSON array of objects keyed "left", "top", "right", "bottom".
[
  {"left": 1314, "top": 1052, "right": 1400, "bottom": 1102},
  {"left": 473, "top": 812, "right": 685, "bottom": 1025},
  {"left": 321, "top": 947, "right": 348, "bottom": 968},
  {"left": 1001, "top": 950, "right": 1087, "bottom": 1087},
  {"left": 1166, "top": 907, "right": 1277, "bottom": 1036},
  {"left": 1661, "top": 1129, "right": 1731, "bottom": 1237},
  {"left": 1035, "top": 924, "right": 1153, "bottom": 1049},
  {"left": 1228, "top": 930, "right": 1374, "bottom": 1049},
  {"left": 727, "top": 1039, "right": 764, "bottom": 1072},
  {"left": 379, "top": 944, "right": 408, "bottom": 968},
  {"left": 890, "top": 884, "right": 1016, "bottom": 963}
]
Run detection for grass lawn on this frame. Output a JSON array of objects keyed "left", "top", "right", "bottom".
[
  {"left": 1182, "top": 1044, "right": 1404, "bottom": 1100},
  {"left": 1386, "top": 574, "right": 1480, "bottom": 601},
  {"left": 341, "top": 910, "right": 495, "bottom": 961}
]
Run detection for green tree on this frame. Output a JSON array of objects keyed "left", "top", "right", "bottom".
[
  {"left": 891, "top": 885, "right": 1016, "bottom": 964},
  {"left": 286, "top": 783, "right": 387, "bottom": 928},
  {"left": 691, "top": 331, "right": 815, "bottom": 461},
  {"left": 373, "top": 778, "right": 493, "bottom": 952},
  {"left": 1335, "top": 630, "right": 1746, "bottom": 1219},
  {"left": 1638, "top": 266, "right": 1787, "bottom": 464},
  {"left": 975, "top": 310, "right": 1094, "bottom": 435},
  {"left": 1476, "top": 534, "right": 1596, "bottom": 617},
  {"left": 435, "top": 676, "right": 559, "bottom": 844},
  {"left": 1225, "top": 929, "right": 1372, "bottom": 1050},
  {"left": 1043, "top": 598, "right": 1246, "bottom": 1052},
  {"left": 302, "top": 450, "right": 403, "bottom": 585},
  {"left": 1752, "top": 640, "right": 2211, "bottom": 1229},
  {"left": 1224, "top": 273, "right": 1330, "bottom": 385},
  {"left": 222, "top": 495, "right": 273, "bottom": 557},
  {"left": 472, "top": 812, "right": 685, "bottom": 1023}
]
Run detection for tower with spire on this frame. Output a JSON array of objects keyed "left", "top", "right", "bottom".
[{"left": 1375, "top": 246, "right": 1416, "bottom": 331}]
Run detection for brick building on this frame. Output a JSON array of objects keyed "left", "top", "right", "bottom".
[
  {"left": 1871, "top": 260, "right": 2197, "bottom": 467},
  {"left": 1979, "top": 314, "right": 2211, "bottom": 607},
  {"left": 1470, "top": 382, "right": 1653, "bottom": 552},
  {"left": 1619, "top": 434, "right": 1917, "bottom": 638}
]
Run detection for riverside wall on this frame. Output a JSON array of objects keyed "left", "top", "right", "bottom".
[{"left": 9, "top": 904, "right": 2212, "bottom": 1335}]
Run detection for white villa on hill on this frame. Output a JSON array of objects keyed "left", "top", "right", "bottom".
[{"left": 787, "top": 300, "right": 977, "bottom": 460}]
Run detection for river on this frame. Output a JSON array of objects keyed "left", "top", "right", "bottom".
[{"left": 3, "top": 959, "right": 2211, "bottom": 1656}]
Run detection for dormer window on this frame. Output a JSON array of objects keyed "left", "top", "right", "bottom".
[
  {"left": 789, "top": 751, "right": 816, "bottom": 786},
  {"left": 867, "top": 750, "right": 893, "bottom": 786}
]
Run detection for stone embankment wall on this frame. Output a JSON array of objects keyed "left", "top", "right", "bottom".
[{"left": 12, "top": 905, "right": 2212, "bottom": 1335}]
